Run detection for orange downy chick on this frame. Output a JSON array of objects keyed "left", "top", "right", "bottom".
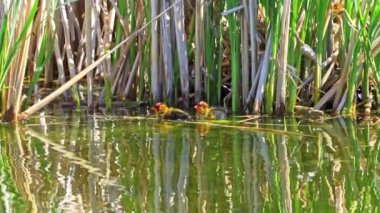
[
  {"left": 152, "top": 102, "right": 190, "bottom": 120},
  {"left": 194, "top": 101, "right": 227, "bottom": 120}
]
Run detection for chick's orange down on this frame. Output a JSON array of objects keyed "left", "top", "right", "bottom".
[
  {"left": 194, "top": 101, "right": 227, "bottom": 120},
  {"left": 152, "top": 102, "right": 190, "bottom": 120}
]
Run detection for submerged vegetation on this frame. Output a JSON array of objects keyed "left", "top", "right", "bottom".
[{"left": 1, "top": 0, "right": 380, "bottom": 121}]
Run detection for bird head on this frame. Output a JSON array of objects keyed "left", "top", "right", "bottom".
[
  {"left": 194, "top": 101, "right": 210, "bottom": 115},
  {"left": 152, "top": 102, "right": 169, "bottom": 115},
  {"left": 194, "top": 101, "right": 209, "bottom": 109}
]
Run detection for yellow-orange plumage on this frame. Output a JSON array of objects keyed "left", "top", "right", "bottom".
[
  {"left": 194, "top": 101, "right": 227, "bottom": 120},
  {"left": 152, "top": 102, "right": 190, "bottom": 120}
]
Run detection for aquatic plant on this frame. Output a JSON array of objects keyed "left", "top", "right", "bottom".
[
  {"left": 0, "top": 0, "right": 39, "bottom": 121},
  {"left": 0, "top": 0, "right": 379, "bottom": 121}
]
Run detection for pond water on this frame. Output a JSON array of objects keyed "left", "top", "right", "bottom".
[{"left": 0, "top": 110, "right": 379, "bottom": 212}]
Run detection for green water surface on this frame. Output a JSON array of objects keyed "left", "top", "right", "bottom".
[{"left": 0, "top": 110, "right": 379, "bottom": 212}]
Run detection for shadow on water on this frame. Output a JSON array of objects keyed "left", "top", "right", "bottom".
[{"left": 0, "top": 111, "right": 379, "bottom": 212}]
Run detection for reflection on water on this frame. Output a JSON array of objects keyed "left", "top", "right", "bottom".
[{"left": 0, "top": 111, "right": 379, "bottom": 212}]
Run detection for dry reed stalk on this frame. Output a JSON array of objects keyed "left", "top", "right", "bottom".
[
  {"left": 109, "top": 44, "right": 130, "bottom": 95},
  {"left": 160, "top": 0, "right": 174, "bottom": 101},
  {"left": 115, "top": 59, "right": 130, "bottom": 98},
  {"left": 44, "top": 58, "right": 54, "bottom": 87},
  {"left": 59, "top": 0, "right": 80, "bottom": 106},
  {"left": 44, "top": 6, "right": 58, "bottom": 88},
  {"left": 108, "top": 0, "right": 130, "bottom": 36},
  {"left": 248, "top": 0, "right": 258, "bottom": 81},
  {"left": 241, "top": 0, "right": 249, "bottom": 110},
  {"left": 34, "top": 0, "right": 47, "bottom": 90},
  {"left": 96, "top": 0, "right": 114, "bottom": 106},
  {"left": 194, "top": 0, "right": 204, "bottom": 103},
  {"left": 173, "top": 0, "right": 190, "bottom": 108},
  {"left": 124, "top": 52, "right": 141, "bottom": 98},
  {"left": 313, "top": 81, "right": 339, "bottom": 110},
  {"left": 52, "top": 20, "right": 67, "bottom": 89},
  {"left": 151, "top": 0, "right": 160, "bottom": 102},
  {"left": 275, "top": 0, "right": 291, "bottom": 115},
  {"left": 252, "top": 32, "right": 272, "bottom": 113},
  {"left": 67, "top": 5, "right": 76, "bottom": 41},
  {"left": 85, "top": 0, "right": 97, "bottom": 108},
  {"left": 67, "top": 3, "right": 82, "bottom": 43},
  {"left": 102, "top": 0, "right": 115, "bottom": 77}
]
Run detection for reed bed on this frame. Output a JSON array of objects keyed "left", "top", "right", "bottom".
[{"left": 1, "top": 0, "right": 380, "bottom": 121}]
